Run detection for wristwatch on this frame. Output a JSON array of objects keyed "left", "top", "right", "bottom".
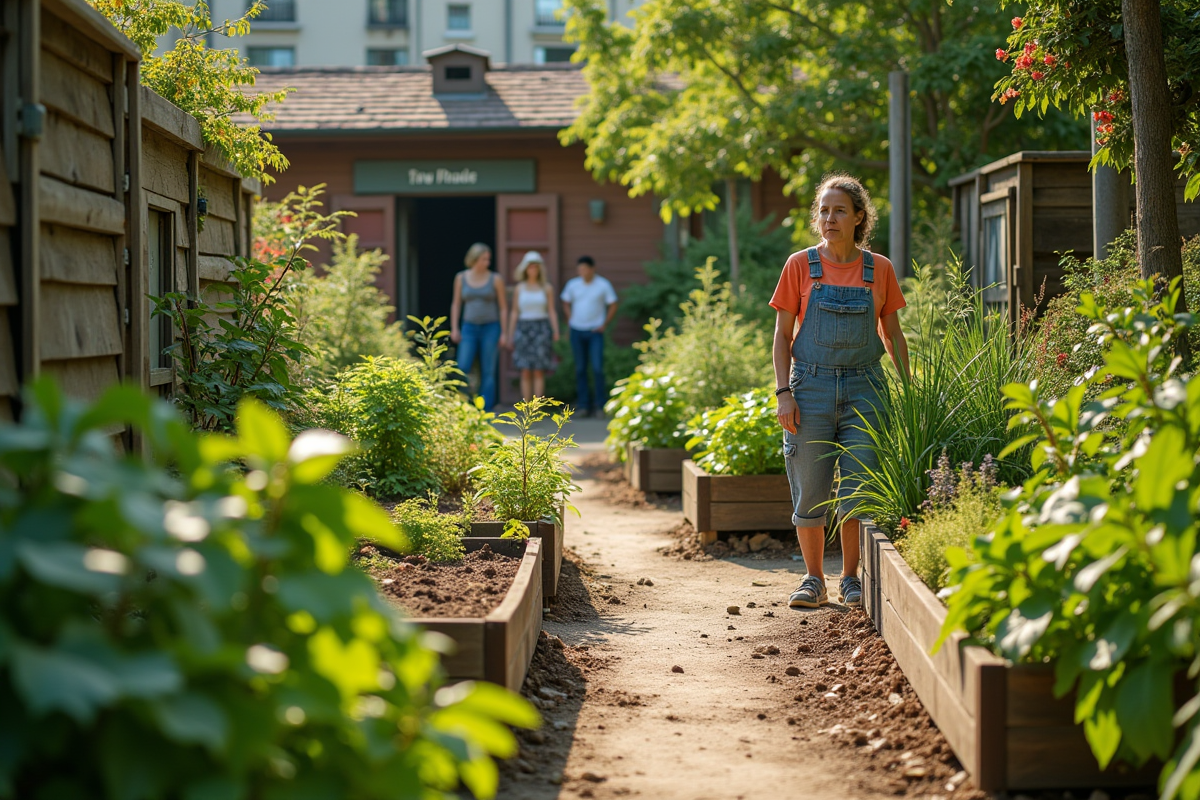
[{"left": 774, "top": 386, "right": 792, "bottom": 396}]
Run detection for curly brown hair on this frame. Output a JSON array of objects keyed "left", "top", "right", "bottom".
[{"left": 809, "top": 173, "right": 878, "bottom": 247}]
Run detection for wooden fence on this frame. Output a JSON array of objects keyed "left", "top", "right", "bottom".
[{"left": 0, "top": 0, "right": 258, "bottom": 431}]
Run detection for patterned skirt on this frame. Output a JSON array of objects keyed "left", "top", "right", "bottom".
[{"left": 513, "top": 318, "right": 555, "bottom": 371}]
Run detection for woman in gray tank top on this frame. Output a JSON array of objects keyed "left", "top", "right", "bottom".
[{"left": 450, "top": 243, "right": 508, "bottom": 411}]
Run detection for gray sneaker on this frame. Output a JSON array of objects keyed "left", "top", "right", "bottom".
[
  {"left": 840, "top": 575, "right": 862, "bottom": 607},
  {"left": 789, "top": 575, "right": 828, "bottom": 608}
]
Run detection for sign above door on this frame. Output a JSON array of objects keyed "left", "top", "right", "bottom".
[{"left": 354, "top": 159, "right": 536, "bottom": 194}]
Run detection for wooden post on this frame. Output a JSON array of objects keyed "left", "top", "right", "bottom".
[
  {"left": 725, "top": 175, "right": 740, "bottom": 292},
  {"left": 17, "top": 0, "right": 41, "bottom": 381},
  {"left": 888, "top": 71, "right": 911, "bottom": 277},
  {"left": 1091, "top": 116, "right": 1129, "bottom": 260},
  {"left": 186, "top": 149, "right": 199, "bottom": 301}
]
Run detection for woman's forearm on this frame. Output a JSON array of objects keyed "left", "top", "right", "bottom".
[
  {"left": 772, "top": 330, "right": 792, "bottom": 389},
  {"left": 887, "top": 332, "right": 911, "bottom": 380}
]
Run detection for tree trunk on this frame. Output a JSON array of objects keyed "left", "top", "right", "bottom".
[
  {"left": 725, "top": 176, "right": 741, "bottom": 293},
  {"left": 1122, "top": 0, "right": 1184, "bottom": 285}
]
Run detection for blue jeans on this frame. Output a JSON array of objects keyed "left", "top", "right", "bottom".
[
  {"left": 569, "top": 328, "right": 605, "bottom": 412},
  {"left": 457, "top": 321, "right": 501, "bottom": 411},
  {"left": 782, "top": 361, "right": 885, "bottom": 527}
]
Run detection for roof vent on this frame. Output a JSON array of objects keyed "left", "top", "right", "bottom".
[{"left": 424, "top": 44, "right": 490, "bottom": 97}]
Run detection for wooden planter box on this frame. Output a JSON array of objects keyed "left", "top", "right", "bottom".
[
  {"left": 468, "top": 507, "right": 562, "bottom": 600},
  {"left": 410, "top": 538, "right": 543, "bottom": 692},
  {"left": 624, "top": 443, "right": 687, "bottom": 493},
  {"left": 860, "top": 524, "right": 1156, "bottom": 791},
  {"left": 682, "top": 459, "right": 793, "bottom": 545}
]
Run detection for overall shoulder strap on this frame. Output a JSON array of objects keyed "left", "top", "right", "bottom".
[
  {"left": 861, "top": 250, "right": 875, "bottom": 284},
  {"left": 806, "top": 247, "right": 823, "bottom": 279}
]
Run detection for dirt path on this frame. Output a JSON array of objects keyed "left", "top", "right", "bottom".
[{"left": 496, "top": 422, "right": 976, "bottom": 800}]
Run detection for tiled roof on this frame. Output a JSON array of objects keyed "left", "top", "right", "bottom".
[{"left": 251, "top": 64, "right": 587, "bottom": 134}]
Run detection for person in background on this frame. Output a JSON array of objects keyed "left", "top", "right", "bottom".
[
  {"left": 508, "top": 251, "right": 560, "bottom": 401},
  {"left": 560, "top": 255, "right": 618, "bottom": 417},
  {"left": 449, "top": 242, "right": 507, "bottom": 411}
]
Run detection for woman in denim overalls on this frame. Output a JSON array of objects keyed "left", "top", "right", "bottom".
[{"left": 770, "top": 175, "right": 910, "bottom": 609}]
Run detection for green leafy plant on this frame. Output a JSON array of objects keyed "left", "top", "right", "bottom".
[
  {"left": 473, "top": 398, "right": 579, "bottom": 525},
  {"left": 939, "top": 277, "right": 1200, "bottom": 799},
  {"left": 502, "top": 520, "right": 531, "bottom": 541},
  {"left": 0, "top": 380, "right": 538, "bottom": 799},
  {"left": 685, "top": 387, "right": 782, "bottom": 476},
  {"left": 310, "top": 356, "right": 436, "bottom": 499},
  {"left": 603, "top": 366, "right": 689, "bottom": 461},
  {"left": 390, "top": 494, "right": 466, "bottom": 563},
  {"left": 89, "top": 0, "right": 290, "bottom": 183},
  {"left": 152, "top": 184, "right": 350, "bottom": 432}
]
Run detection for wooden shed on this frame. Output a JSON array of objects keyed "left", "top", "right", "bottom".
[
  {"left": 0, "top": 0, "right": 257, "bottom": 428},
  {"left": 949, "top": 151, "right": 1200, "bottom": 320}
]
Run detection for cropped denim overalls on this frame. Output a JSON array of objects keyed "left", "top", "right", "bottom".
[{"left": 784, "top": 247, "right": 887, "bottom": 528}]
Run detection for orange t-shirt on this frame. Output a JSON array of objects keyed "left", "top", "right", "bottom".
[{"left": 769, "top": 249, "right": 907, "bottom": 338}]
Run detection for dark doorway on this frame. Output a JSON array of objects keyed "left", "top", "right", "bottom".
[{"left": 411, "top": 196, "right": 496, "bottom": 322}]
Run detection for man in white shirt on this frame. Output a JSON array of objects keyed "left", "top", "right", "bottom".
[{"left": 560, "top": 255, "right": 619, "bottom": 417}]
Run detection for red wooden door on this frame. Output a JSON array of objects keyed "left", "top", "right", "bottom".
[
  {"left": 496, "top": 193, "right": 559, "bottom": 404},
  {"left": 333, "top": 195, "right": 396, "bottom": 317}
]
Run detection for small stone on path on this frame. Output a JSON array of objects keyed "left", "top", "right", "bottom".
[
  {"left": 727, "top": 605, "right": 740, "bottom": 615},
  {"left": 785, "top": 666, "right": 801, "bottom": 676},
  {"left": 671, "top": 665, "right": 684, "bottom": 674}
]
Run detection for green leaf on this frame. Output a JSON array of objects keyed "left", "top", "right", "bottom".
[
  {"left": 151, "top": 692, "right": 229, "bottom": 752},
  {"left": 1115, "top": 661, "right": 1175, "bottom": 761},
  {"left": 236, "top": 399, "right": 290, "bottom": 464},
  {"left": 1135, "top": 427, "right": 1192, "bottom": 511},
  {"left": 996, "top": 600, "right": 1053, "bottom": 660},
  {"left": 438, "top": 681, "right": 541, "bottom": 729},
  {"left": 12, "top": 643, "right": 121, "bottom": 723},
  {"left": 1084, "top": 705, "right": 1122, "bottom": 769},
  {"left": 1079, "top": 611, "right": 1138, "bottom": 671},
  {"left": 15, "top": 541, "right": 121, "bottom": 595}
]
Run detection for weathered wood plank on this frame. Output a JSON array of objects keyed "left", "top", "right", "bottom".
[
  {"left": 39, "top": 282, "right": 123, "bottom": 360},
  {"left": 200, "top": 144, "right": 241, "bottom": 179},
  {"left": 0, "top": 309, "right": 18, "bottom": 396},
  {"left": 40, "top": 9, "right": 114, "bottom": 84},
  {"left": 40, "top": 224, "right": 118, "bottom": 286},
  {"left": 1006, "top": 727, "right": 1154, "bottom": 790},
  {"left": 41, "top": 0, "right": 140, "bottom": 60},
  {"left": 141, "top": 129, "right": 190, "bottom": 203},
  {"left": 708, "top": 502, "right": 795, "bottom": 531},
  {"left": 0, "top": 229, "right": 17, "bottom": 305},
  {"left": 486, "top": 538, "right": 542, "bottom": 691},
  {"left": 40, "top": 48, "right": 115, "bottom": 138},
  {"left": 0, "top": 142, "right": 14, "bottom": 227},
  {"left": 41, "top": 355, "right": 121, "bottom": 404},
  {"left": 682, "top": 459, "right": 710, "bottom": 532},
  {"left": 200, "top": 169, "right": 237, "bottom": 221},
  {"left": 1031, "top": 186, "right": 1093, "bottom": 208},
  {"left": 709, "top": 473, "right": 791, "bottom": 502},
  {"left": 198, "top": 217, "right": 236, "bottom": 257},
  {"left": 1006, "top": 665, "right": 1074, "bottom": 727},
  {"left": 39, "top": 175, "right": 125, "bottom": 235},
  {"left": 139, "top": 86, "right": 203, "bottom": 151},
  {"left": 198, "top": 255, "right": 233, "bottom": 282},
  {"left": 41, "top": 111, "right": 116, "bottom": 193},
  {"left": 419, "top": 620, "right": 486, "bottom": 679}
]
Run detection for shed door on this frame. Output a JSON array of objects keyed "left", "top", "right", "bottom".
[
  {"left": 334, "top": 195, "right": 396, "bottom": 318},
  {"left": 496, "top": 193, "right": 558, "bottom": 404}
]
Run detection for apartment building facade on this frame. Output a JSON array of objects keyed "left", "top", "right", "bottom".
[{"left": 203, "top": 0, "right": 647, "bottom": 68}]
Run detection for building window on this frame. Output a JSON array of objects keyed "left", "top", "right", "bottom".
[
  {"left": 252, "top": 0, "right": 296, "bottom": 22},
  {"left": 534, "top": 46, "right": 574, "bottom": 64},
  {"left": 982, "top": 213, "right": 1007, "bottom": 290},
  {"left": 246, "top": 46, "right": 295, "bottom": 67},
  {"left": 447, "top": 3, "right": 471, "bottom": 31},
  {"left": 445, "top": 65, "right": 472, "bottom": 80},
  {"left": 535, "top": 0, "right": 564, "bottom": 26},
  {"left": 147, "top": 209, "right": 173, "bottom": 373},
  {"left": 367, "top": 48, "right": 409, "bottom": 66},
  {"left": 368, "top": 0, "right": 407, "bottom": 27}
]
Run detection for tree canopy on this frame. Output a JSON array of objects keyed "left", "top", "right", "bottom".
[{"left": 560, "top": 0, "right": 1088, "bottom": 226}]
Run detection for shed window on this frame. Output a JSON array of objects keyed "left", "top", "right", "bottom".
[
  {"left": 982, "top": 213, "right": 1007, "bottom": 290},
  {"left": 445, "top": 65, "right": 472, "bottom": 80},
  {"left": 147, "top": 209, "right": 174, "bottom": 372},
  {"left": 447, "top": 4, "right": 471, "bottom": 31}
]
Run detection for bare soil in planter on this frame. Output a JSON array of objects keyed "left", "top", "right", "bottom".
[{"left": 358, "top": 544, "right": 519, "bottom": 618}]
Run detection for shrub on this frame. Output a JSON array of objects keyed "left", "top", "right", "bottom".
[
  {"left": 473, "top": 398, "right": 579, "bottom": 524},
  {"left": 841, "top": 259, "right": 1031, "bottom": 533},
  {"left": 288, "top": 235, "right": 407, "bottom": 379},
  {"left": 391, "top": 494, "right": 466, "bottom": 563},
  {"left": 939, "top": 278, "right": 1200, "bottom": 797},
  {"left": 311, "top": 357, "right": 435, "bottom": 498},
  {"left": 543, "top": 332, "right": 641, "bottom": 405},
  {"left": 895, "top": 452, "right": 1001, "bottom": 592},
  {"left": 0, "top": 380, "right": 537, "bottom": 800},
  {"left": 603, "top": 366, "right": 689, "bottom": 461},
  {"left": 638, "top": 261, "right": 771, "bottom": 417},
  {"left": 685, "top": 387, "right": 782, "bottom": 476}
]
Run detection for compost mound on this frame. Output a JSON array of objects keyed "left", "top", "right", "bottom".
[{"left": 362, "top": 545, "right": 520, "bottom": 618}]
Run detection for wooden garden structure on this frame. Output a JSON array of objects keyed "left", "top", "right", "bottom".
[{"left": 0, "top": 0, "right": 258, "bottom": 429}]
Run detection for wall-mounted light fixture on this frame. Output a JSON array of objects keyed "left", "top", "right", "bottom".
[{"left": 589, "top": 198, "right": 606, "bottom": 224}]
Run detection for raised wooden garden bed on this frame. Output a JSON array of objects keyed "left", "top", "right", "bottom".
[
  {"left": 624, "top": 443, "right": 687, "bottom": 493},
  {"left": 860, "top": 524, "right": 1156, "bottom": 791},
  {"left": 682, "top": 459, "right": 793, "bottom": 545},
  {"left": 468, "top": 507, "right": 562, "bottom": 600},
  {"left": 408, "top": 538, "right": 543, "bottom": 693}
]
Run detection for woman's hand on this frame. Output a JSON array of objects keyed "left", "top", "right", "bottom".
[
  {"left": 776, "top": 390, "right": 800, "bottom": 435},
  {"left": 450, "top": 329, "right": 461, "bottom": 344}
]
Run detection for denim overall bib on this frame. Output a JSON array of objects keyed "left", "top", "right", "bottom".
[{"left": 783, "top": 247, "right": 887, "bottom": 527}]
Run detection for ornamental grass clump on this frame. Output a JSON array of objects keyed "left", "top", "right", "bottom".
[
  {"left": 938, "top": 277, "right": 1200, "bottom": 798},
  {"left": 895, "top": 451, "right": 1001, "bottom": 592},
  {"left": 0, "top": 380, "right": 537, "bottom": 800},
  {"left": 472, "top": 397, "right": 579, "bottom": 525},
  {"left": 603, "top": 366, "right": 689, "bottom": 461},
  {"left": 685, "top": 387, "right": 783, "bottom": 476}
]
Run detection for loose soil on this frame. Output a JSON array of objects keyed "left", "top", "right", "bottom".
[
  {"left": 360, "top": 544, "right": 519, "bottom": 618},
  {"left": 496, "top": 445, "right": 1156, "bottom": 800},
  {"left": 577, "top": 452, "right": 682, "bottom": 512}
]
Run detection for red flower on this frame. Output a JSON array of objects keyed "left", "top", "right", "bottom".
[
  {"left": 899, "top": 517, "right": 910, "bottom": 531},
  {"left": 1012, "top": 16, "right": 1023, "bottom": 28},
  {"left": 1024, "top": 41, "right": 1038, "bottom": 56},
  {"left": 1030, "top": 70, "right": 1046, "bottom": 81},
  {"left": 1043, "top": 53, "right": 1056, "bottom": 66},
  {"left": 996, "top": 48, "right": 1009, "bottom": 62},
  {"left": 1015, "top": 54, "right": 1034, "bottom": 70},
  {"left": 1109, "top": 89, "right": 1125, "bottom": 103},
  {"left": 1093, "top": 110, "right": 1114, "bottom": 123},
  {"left": 1056, "top": 352, "right": 1068, "bottom": 368}
]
